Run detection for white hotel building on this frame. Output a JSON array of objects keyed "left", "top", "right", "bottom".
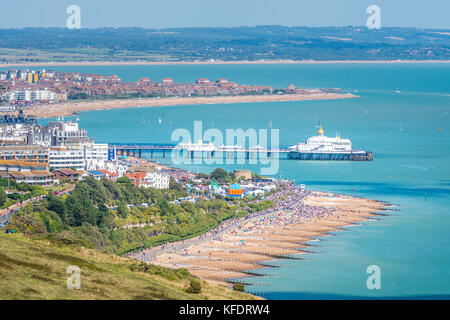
[
  {"left": 144, "top": 171, "right": 170, "bottom": 189},
  {"left": 84, "top": 143, "right": 109, "bottom": 171},
  {"left": 48, "top": 147, "right": 85, "bottom": 171},
  {"left": 1, "top": 89, "right": 56, "bottom": 102},
  {"left": 48, "top": 143, "right": 109, "bottom": 171}
]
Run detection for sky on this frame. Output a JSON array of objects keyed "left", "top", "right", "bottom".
[{"left": 1, "top": 0, "right": 449, "bottom": 29}]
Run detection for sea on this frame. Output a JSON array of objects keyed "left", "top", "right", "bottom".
[{"left": 29, "top": 63, "right": 450, "bottom": 299}]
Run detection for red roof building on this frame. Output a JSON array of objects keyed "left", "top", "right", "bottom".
[
  {"left": 126, "top": 172, "right": 147, "bottom": 187},
  {"left": 196, "top": 78, "right": 210, "bottom": 84},
  {"left": 99, "top": 169, "right": 119, "bottom": 181},
  {"left": 161, "top": 78, "right": 173, "bottom": 85}
]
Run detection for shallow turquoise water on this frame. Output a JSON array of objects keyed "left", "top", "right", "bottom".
[{"left": 38, "top": 63, "right": 450, "bottom": 299}]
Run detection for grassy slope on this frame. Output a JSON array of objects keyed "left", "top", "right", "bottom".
[{"left": 0, "top": 233, "right": 258, "bottom": 300}]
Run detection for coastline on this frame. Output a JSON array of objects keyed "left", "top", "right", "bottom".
[
  {"left": 136, "top": 189, "right": 388, "bottom": 287},
  {"left": 1, "top": 59, "right": 450, "bottom": 68},
  {"left": 22, "top": 93, "right": 358, "bottom": 118}
]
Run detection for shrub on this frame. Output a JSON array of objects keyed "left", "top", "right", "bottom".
[
  {"left": 233, "top": 283, "right": 245, "bottom": 292},
  {"left": 45, "top": 230, "right": 89, "bottom": 247},
  {"left": 129, "top": 262, "right": 191, "bottom": 281},
  {"left": 8, "top": 214, "right": 47, "bottom": 235},
  {"left": 0, "top": 187, "right": 7, "bottom": 207},
  {"left": 186, "top": 279, "right": 202, "bottom": 294}
]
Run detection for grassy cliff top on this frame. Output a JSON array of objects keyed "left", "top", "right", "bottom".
[{"left": 0, "top": 232, "right": 258, "bottom": 300}]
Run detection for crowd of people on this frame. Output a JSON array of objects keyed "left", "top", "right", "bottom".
[{"left": 134, "top": 181, "right": 340, "bottom": 262}]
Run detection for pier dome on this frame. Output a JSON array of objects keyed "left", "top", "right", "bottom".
[{"left": 318, "top": 125, "right": 324, "bottom": 136}]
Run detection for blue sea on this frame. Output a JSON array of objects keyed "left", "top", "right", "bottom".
[{"left": 34, "top": 63, "right": 450, "bottom": 299}]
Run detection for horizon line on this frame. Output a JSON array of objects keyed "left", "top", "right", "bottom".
[{"left": 0, "top": 25, "right": 449, "bottom": 31}]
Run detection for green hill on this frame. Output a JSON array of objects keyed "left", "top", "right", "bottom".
[
  {"left": 1, "top": 26, "right": 450, "bottom": 63},
  {"left": 0, "top": 232, "right": 258, "bottom": 300}
]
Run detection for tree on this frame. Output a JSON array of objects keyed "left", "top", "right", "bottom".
[
  {"left": 116, "top": 177, "right": 133, "bottom": 185},
  {"left": 0, "top": 187, "right": 7, "bottom": 207},
  {"left": 47, "top": 192, "right": 67, "bottom": 223},
  {"left": 102, "top": 178, "right": 122, "bottom": 199},
  {"left": 117, "top": 202, "right": 129, "bottom": 218},
  {"left": 195, "top": 173, "right": 208, "bottom": 179},
  {"left": 65, "top": 195, "right": 86, "bottom": 226},
  {"left": 158, "top": 199, "right": 171, "bottom": 216},
  {"left": 210, "top": 168, "right": 227, "bottom": 182},
  {"left": 169, "top": 178, "right": 183, "bottom": 192}
]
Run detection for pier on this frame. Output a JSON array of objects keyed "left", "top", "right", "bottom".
[
  {"left": 108, "top": 143, "right": 290, "bottom": 160},
  {"left": 288, "top": 151, "right": 373, "bottom": 161},
  {"left": 110, "top": 144, "right": 175, "bottom": 158},
  {"left": 108, "top": 144, "right": 372, "bottom": 161}
]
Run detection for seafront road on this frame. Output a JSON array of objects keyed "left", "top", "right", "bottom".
[{"left": 0, "top": 185, "right": 75, "bottom": 227}]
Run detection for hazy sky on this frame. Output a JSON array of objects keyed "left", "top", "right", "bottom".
[{"left": 1, "top": 0, "right": 449, "bottom": 29}]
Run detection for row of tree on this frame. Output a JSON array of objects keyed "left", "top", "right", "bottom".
[{"left": 7, "top": 175, "right": 258, "bottom": 255}]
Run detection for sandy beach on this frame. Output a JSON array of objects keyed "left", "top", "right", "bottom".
[
  {"left": 21, "top": 93, "right": 357, "bottom": 118},
  {"left": 1, "top": 60, "right": 450, "bottom": 68},
  {"left": 134, "top": 191, "right": 388, "bottom": 286}
]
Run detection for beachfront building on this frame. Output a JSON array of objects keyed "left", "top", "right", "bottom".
[
  {"left": 47, "top": 121, "right": 90, "bottom": 146},
  {"left": 216, "top": 78, "right": 229, "bottom": 85},
  {"left": 234, "top": 169, "right": 252, "bottom": 180},
  {"left": 0, "top": 145, "right": 49, "bottom": 163},
  {"left": 98, "top": 170, "right": 118, "bottom": 181},
  {"left": 2, "top": 171, "right": 56, "bottom": 187},
  {"left": 196, "top": 78, "right": 210, "bottom": 84},
  {"left": 1, "top": 89, "right": 56, "bottom": 102},
  {"left": 88, "top": 170, "right": 106, "bottom": 180},
  {"left": 28, "top": 125, "right": 55, "bottom": 146},
  {"left": 104, "top": 160, "right": 128, "bottom": 178},
  {"left": 28, "top": 120, "right": 92, "bottom": 147},
  {"left": 161, "top": 78, "right": 173, "bottom": 86},
  {"left": 84, "top": 143, "right": 108, "bottom": 170},
  {"left": 0, "top": 160, "right": 48, "bottom": 173},
  {"left": 0, "top": 124, "right": 29, "bottom": 144},
  {"left": 126, "top": 171, "right": 170, "bottom": 189},
  {"left": 53, "top": 169, "right": 80, "bottom": 182},
  {"left": 0, "top": 110, "right": 37, "bottom": 126},
  {"left": 48, "top": 147, "right": 85, "bottom": 171},
  {"left": 146, "top": 171, "right": 170, "bottom": 189}
]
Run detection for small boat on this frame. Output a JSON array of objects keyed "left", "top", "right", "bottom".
[
  {"left": 395, "top": 88, "right": 401, "bottom": 93},
  {"left": 438, "top": 128, "right": 443, "bottom": 132}
]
